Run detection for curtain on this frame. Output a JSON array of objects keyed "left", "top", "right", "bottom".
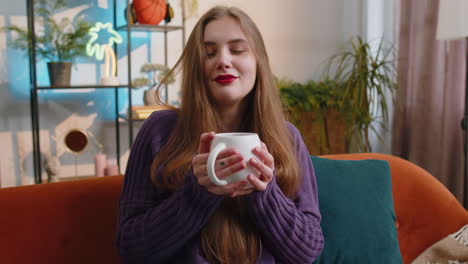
[{"left": 393, "top": 0, "right": 466, "bottom": 204}]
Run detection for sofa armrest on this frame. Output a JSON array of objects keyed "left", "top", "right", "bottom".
[{"left": 0, "top": 175, "right": 124, "bottom": 264}]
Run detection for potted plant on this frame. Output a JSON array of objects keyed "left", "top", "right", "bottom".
[
  {"left": 278, "top": 36, "right": 397, "bottom": 154},
  {"left": 2, "top": 0, "right": 91, "bottom": 86},
  {"left": 278, "top": 78, "right": 349, "bottom": 155},
  {"left": 327, "top": 36, "right": 397, "bottom": 152},
  {"left": 132, "top": 63, "right": 174, "bottom": 106}
]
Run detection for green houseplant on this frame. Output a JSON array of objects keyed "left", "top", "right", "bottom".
[
  {"left": 278, "top": 78, "right": 349, "bottom": 155},
  {"left": 278, "top": 36, "right": 397, "bottom": 154},
  {"left": 327, "top": 36, "right": 397, "bottom": 152},
  {"left": 2, "top": 0, "right": 91, "bottom": 86}
]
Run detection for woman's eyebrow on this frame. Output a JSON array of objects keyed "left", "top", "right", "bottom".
[
  {"left": 227, "top": 38, "right": 248, "bottom": 44},
  {"left": 203, "top": 38, "right": 248, "bottom": 46}
]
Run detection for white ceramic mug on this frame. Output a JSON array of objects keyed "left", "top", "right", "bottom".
[{"left": 207, "top": 133, "right": 261, "bottom": 186}]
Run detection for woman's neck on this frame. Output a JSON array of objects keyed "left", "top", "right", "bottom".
[{"left": 217, "top": 103, "right": 246, "bottom": 132}]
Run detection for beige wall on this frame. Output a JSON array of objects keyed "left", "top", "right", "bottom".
[{"left": 185, "top": 0, "right": 364, "bottom": 83}]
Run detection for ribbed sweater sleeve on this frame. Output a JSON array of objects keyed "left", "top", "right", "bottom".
[
  {"left": 115, "top": 110, "right": 223, "bottom": 263},
  {"left": 245, "top": 123, "right": 324, "bottom": 264}
]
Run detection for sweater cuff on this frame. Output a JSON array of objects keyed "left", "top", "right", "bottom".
[
  {"left": 244, "top": 174, "right": 278, "bottom": 202},
  {"left": 184, "top": 169, "right": 223, "bottom": 204}
]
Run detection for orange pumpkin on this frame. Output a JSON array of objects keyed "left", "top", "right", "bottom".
[{"left": 132, "top": 0, "right": 167, "bottom": 25}]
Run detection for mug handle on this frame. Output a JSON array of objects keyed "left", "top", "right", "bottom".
[{"left": 207, "top": 142, "right": 228, "bottom": 186}]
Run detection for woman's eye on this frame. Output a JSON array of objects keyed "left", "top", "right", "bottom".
[
  {"left": 206, "top": 51, "right": 216, "bottom": 58},
  {"left": 231, "top": 49, "right": 245, "bottom": 54}
]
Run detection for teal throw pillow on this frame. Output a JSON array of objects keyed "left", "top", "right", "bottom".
[{"left": 311, "top": 156, "right": 402, "bottom": 264}]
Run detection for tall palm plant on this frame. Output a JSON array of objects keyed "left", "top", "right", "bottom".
[{"left": 328, "top": 36, "right": 397, "bottom": 152}]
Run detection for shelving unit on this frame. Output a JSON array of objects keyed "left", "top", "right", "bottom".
[
  {"left": 116, "top": 24, "right": 184, "bottom": 32},
  {"left": 36, "top": 85, "right": 129, "bottom": 90},
  {"left": 116, "top": 0, "right": 186, "bottom": 163},
  {"left": 27, "top": 0, "right": 185, "bottom": 183}
]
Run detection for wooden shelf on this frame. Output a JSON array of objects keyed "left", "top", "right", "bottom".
[
  {"left": 37, "top": 84, "right": 129, "bottom": 90},
  {"left": 118, "top": 113, "right": 146, "bottom": 122},
  {"left": 117, "top": 24, "right": 183, "bottom": 32},
  {"left": 119, "top": 106, "right": 171, "bottom": 122}
]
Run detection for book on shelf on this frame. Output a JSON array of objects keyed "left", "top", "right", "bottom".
[{"left": 130, "top": 105, "right": 169, "bottom": 119}]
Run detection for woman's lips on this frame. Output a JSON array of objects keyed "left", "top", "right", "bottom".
[{"left": 215, "top": 74, "right": 237, "bottom": 84}]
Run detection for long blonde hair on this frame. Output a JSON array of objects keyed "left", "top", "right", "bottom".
[{"left": 151, "top": 6, "right": 300, "bottom": 263}]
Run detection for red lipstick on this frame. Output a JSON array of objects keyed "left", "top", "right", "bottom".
[{"left": 215, "top": 74, "right": 237, "bottom": 84}]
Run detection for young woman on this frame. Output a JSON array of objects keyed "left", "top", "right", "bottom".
[{"left": 116, "top": 6, "right": 324, "bottom": 264}]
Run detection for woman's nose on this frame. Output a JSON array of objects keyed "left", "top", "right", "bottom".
[{"left": 216, "top": 49, "right": 232, "bottom": 69}]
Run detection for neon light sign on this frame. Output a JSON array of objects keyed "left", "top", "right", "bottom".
[{"left": 86, "top": 22, "right": 123, "bottom": 84}]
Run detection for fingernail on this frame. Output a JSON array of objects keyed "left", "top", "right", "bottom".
[
  {"left": 251, "top": 158, "right": 258, "bottom": 164},
  {"left": 236, "top": 162, "right": 246, "bottom": 169}
]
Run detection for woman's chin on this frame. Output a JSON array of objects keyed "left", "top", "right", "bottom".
[{"left": 212, "top": 96, "right": 244, "bottom": 108}]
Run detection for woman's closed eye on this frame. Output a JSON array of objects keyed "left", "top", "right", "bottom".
[
  {"left": 207, "top": 49, "right": 244, "bottom": 57},
  {"left": 230, "top": 43, "right": 248, "bottom": 54},
  {"left": 207, "top": 52, "right": 216, "bottom": 58},
  {"left": 204, "top": 45, "right": 247, "bottom": 58},
  {"left": 205, "top": 47, "right": 216, "bottom": 58},
  {"left": 231, "top": 49, "right": 245, "bottom": 54}
]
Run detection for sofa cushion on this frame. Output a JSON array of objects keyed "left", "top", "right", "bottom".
[{"left": 311, "top": 156, "right": 402, "bottom": 264}]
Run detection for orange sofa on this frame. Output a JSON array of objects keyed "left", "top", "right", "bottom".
[{"left": 0, "top": 153, "right": 467, "bottom": 264}]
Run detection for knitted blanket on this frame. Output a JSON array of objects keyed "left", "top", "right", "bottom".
[{"left": 412, "top": 225, "right": 468, "bottom": 264}]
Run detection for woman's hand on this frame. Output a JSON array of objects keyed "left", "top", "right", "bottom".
[
  {"left": 247, "top": 142, "right": 275, "bottom": 192},
  {"left": 192, "top": 132, "right": 254, "bottom": 197}
]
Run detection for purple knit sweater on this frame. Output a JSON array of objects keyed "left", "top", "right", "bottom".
[{"left": 116, "top": 109, "right": 324, "bottom": 263}]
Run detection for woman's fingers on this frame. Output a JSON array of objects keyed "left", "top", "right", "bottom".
[
  {"left": 216, "top": 153, "right": 243, "bottom": 171},
  {"left": 200, "top": 174, "right": 255, "bottom": 197},
  {"left": 218, "top": 148, "right": 238, "bottom": 158},
  {"left": 192, "top": 152, "right": 208, "bottom": 167},
  {"left": 198, "top": 154, "right": 246, "bottom": 181},
  {"left": 193, "top": 150, "right": 242, "bottom": 177},
  {"left": 194, "top": 138, "right": 276, "bottom": 195},
  {"left": 197, "top": 132, "right": 215, "bottom": 154},
  {"left": 248, "top": 157, "right": 273, "bottom": 181},
  {"left": 247, "top": 174, "right": 267, "bottom": 191},
  {"left": 216, "top": 160, "right": 246, "bottom": 179},
  {"left": 206, "top": 180, "right": 248, "bottom": 196},
  {"left": 247, "top": 144, "right": 275, "bottom": 192},
  {"left": 231, "top": 186, "right": 255, "bottom": 197},
  {"left": 253, "top": 145, "right": 274, "bottom": 169}
]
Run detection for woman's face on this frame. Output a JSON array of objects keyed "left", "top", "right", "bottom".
[{"left": 203, "top": 17, "right": 257, "bottom": 108}]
